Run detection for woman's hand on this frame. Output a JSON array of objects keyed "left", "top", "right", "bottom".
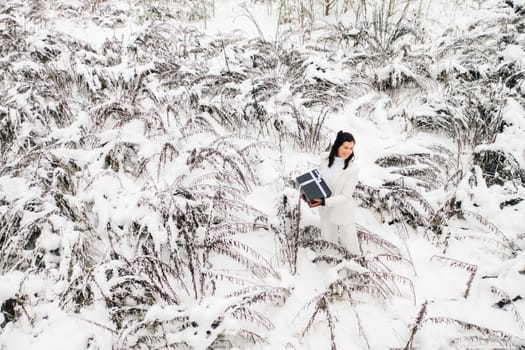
[
  {"left": 300, "top": 195, "right": 322, "bottom": 208},
  {"left": 308, "top": 198, "right": 323, "bottom": 208}
]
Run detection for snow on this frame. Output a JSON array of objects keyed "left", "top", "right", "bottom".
[
  {"left": 501, "top": 44, "right": 525, "bottom": 68},
  {"left": 1, "top": 0, "right": 525, "bottom": 349},
  {"left": 0, "top": 272, "right": 25, "bottom": 302},
  {"left": 205, "top": 0, "right": 279, "bottom": 40}
]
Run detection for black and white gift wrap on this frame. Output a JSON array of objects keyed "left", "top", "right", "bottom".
[{"left": 295, "top": 169, "right": 332, "bottom": 203}]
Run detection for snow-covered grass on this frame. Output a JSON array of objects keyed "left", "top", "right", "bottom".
[{"left": 1, "top": 0, "right": 524, "bottom": 349}]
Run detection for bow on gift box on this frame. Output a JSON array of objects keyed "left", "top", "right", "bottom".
[{"left": 301, "top": 169, "right": 329, "bottom": 198}]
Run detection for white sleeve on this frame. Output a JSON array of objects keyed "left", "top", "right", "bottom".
[{"left": 324, "top": 165, "right": 359, "bottom": 208}]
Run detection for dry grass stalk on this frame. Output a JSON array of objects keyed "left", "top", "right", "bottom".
[{"left": 430, "top": 255, "right": 477, "bottom": 298}]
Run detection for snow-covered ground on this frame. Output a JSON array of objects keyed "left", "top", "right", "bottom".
[{"left": 1, "top": 0, "right": 524, "bottom": 349}]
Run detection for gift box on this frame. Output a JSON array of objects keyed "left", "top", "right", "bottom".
[{"left": 296, "top": 169, "right": 332, "bottom": 203}]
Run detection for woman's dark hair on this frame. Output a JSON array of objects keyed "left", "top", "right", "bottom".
[{"left": 328, "top": 130, "right": 355, "bottom": 169}]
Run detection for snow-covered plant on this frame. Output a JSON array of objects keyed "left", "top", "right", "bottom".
[
  {"left": 362, "top": 0, "right": 420, "bottom": 54},
  {"left": 1, "top": 0, "right": 525, "bottom": 349}
]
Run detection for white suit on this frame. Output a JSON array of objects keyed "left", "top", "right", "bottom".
[{"left": 318, "top": 152, "right": 360, "bottom": 254}]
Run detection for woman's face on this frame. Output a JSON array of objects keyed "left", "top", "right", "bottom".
[{"left": 337, "top": 141, "right": 354, "bottom": 158}]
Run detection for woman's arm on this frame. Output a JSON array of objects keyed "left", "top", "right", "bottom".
[{"left": 324, "top": 166, "right": 359, "bottom": 208}]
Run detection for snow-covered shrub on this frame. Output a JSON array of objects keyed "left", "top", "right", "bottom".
[{"left": 1, "top": 0, "right": 525, "bottom": 349}]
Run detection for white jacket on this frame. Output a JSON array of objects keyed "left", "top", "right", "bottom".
[{"left": 319, "top": 152, "right": 360, "bottom": 225}]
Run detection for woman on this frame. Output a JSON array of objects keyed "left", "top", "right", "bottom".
[{"left": 308, "top": 131, "right": 360, "bottom": 255}]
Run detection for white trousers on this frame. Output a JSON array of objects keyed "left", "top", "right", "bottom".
[{"left": 320, "top": 217, "right": 360, "bottom": 255}]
